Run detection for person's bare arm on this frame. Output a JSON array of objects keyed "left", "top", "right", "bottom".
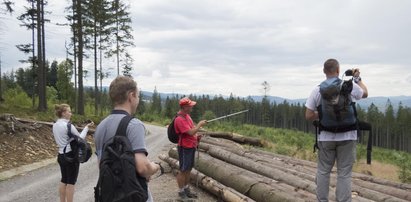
[
  {"left": 134, "top": 153, "right": 160, "bottom": 178},
  {"left": 305, "top": 108, "right": 318, "bottom": 121},
  {"left": 353, "top": 68, "right": 368, "bottom": 98},
  {"left": 356, "top": 80, "right": 368, "bottom": 98},
  {"left": 186, "top": 120, "right": 207, "bottom": 136}
]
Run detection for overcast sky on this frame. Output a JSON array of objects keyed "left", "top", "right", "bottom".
[{"left": 1, "top": 0, "right": 411, "bottom": 99}]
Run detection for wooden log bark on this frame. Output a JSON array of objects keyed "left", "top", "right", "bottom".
[
  {"left": 352, "top": 172, "right": 411, "bottom": 190},
  {"left": 16, "top": 117, "right": 96, "bottom": 134},
  {"left": 200, "top": 131, "right": 263, "bottom": 146},
  {"left": 159, "top": 154, "right": 255, "bottom": 202},
  {"left": 198, "top": 142, "right": 329, "bottom": 199},
  {"left": 247, "top": 146, "right": 411, "bottom": 200},
  {"left": 200, "top": 136, "right": 244, "bottom": 150},
  {"left": 200, "top": 142, "right": 409, "bottom": 202},
  {"left": 169, "top": 147, "right": 317, "bottom": 202}
]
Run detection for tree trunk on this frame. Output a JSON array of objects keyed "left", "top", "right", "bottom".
[
  {"left": 198, "top": 142, "right": 321, "bottom": 198},
  {"left": 200, "top": 132, "right": 263, "bottom": 146},
  {"left": 36, "top": 0, "right": 46, "bottom": 112},
  {"left": 94, "top": 22, "right": 98, "bottom": 116},
  {"left": 198, "top": 139, "right": 411, "bottom": 201},
  {"left": 159, "top": 154, "right": 255, "bottom": 202},
  {"left": 169, "top": 148, "right": 317, "bottom": 202},
  {"left": 76, "top": 0, "right": 84, "bottom": 115}
]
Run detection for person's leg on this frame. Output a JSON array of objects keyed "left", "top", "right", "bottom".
[
  {"left": 59, "top": 183, "right": 66, "bottom": 202},
  {"left": 183, "top": 170, "right": 191, "bottom": 186},
  {"left": 64, "top": 160, "right": 79, "bottom": 202},
  {"left": 317, "top": 141, "right": 337, "bottom": 202},
  {"left": 65, "top": 184, "right": 75, "bottom": 202},
  {"left": 176, "top": 171, "right": 185, "bottom": 189},
  {"left": 183, "top": 148, "right": 197, "bottom": 198},
  {"left": 57, "top": 154, "right": 67, "bottom": 202},
  {"left": 177, "top": 146, "right": 189, "bottom": 199},
  {"left": 177, "top": 146, "right": 186, "bottom": 189},
  {"left": 335, "top": 140, "right": 356, "bottom": 202}
]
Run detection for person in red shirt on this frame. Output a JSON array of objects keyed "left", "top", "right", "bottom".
[{"left": 174, "top": 97, "right": 207, "bottom": 200}]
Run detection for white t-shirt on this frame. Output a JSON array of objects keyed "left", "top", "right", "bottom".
[
  {"left": 52, "top": 118, "right": 89, "bottom": 154},
  {"left": 305, "top": 80, "right": 364, "bottom": 141}
]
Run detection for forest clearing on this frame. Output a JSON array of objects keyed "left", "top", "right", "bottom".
[{"left": 1, "top": 114, "right": 411, "bottom": 201}]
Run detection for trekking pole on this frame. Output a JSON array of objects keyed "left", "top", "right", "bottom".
[{"left": 206, "top": 109, "right": 249, "bottom": 123}]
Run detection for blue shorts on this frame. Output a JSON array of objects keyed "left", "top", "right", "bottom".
[
  {"left": 57, "top": 152, "right": 80, "bottom": 185},
  {"left": 178, "top": 146, "right": 196, "bottom": 172}
]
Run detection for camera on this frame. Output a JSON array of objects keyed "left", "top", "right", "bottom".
[{"left": 345, "top": 69, "right": 353, "bottom": 76}]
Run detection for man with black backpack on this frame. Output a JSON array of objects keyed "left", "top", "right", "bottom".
[
  {"left": 305, "top": 59, "right": 368, "bottom": 202},
  {"left": 94, "top": 76, "right": 161, "bottom": 202}
]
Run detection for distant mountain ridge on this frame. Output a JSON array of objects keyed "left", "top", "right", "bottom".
[
  {"left": 93, "top": 86, "right": 410, "bottom": 112},
  {"left": 247, "top": 95, "right": 411, "bottom": 112},
  {"left": 138, "top": 89, "right": 411, "bottom": 112}
]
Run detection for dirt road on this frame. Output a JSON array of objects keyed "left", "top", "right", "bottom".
[{"left": 0, "top": 124, "right": 215, "bottom": 202}]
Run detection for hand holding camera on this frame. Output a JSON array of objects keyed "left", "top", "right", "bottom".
[{"left": 344, "top": 68, "right": 362, "bottom": 83}]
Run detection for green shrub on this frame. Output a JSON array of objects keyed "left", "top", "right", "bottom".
[
  {"left": 394, "top": 153, "right": 411, "bottom": 183},
  {"left": 4, "top": 86, "right": 32, "bottom": 109}
]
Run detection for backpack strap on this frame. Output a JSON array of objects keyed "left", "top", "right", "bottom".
[
  {"left": 63, "top": 122, "right": 77, "bottom": 162},
  {"left": 67, "top": 122, "right": 73, "bottom": 138},
  {"left": 314, "top": 105, "right": 322, "bottom": 153},
  {"left": 358, "top": 121, "right": 372, "bottom": 164},
  {"left": 115, "top": 115, "right": 134, "bottom": 137},
  {"left": 173, "top": 114, "right": 185, "bottom": 145}
]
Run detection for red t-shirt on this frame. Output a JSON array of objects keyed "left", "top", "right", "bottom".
[{"left": 174, "top": 112, "right": 198, "bottom": 148}]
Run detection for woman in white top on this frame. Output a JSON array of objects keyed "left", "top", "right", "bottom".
[{"left": 52, "top": 104, "right": 93, "bottom": 202}]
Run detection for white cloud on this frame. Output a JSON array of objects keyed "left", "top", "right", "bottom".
[{"left": 1, "top": 0, "right": 411, "bottom": 99}]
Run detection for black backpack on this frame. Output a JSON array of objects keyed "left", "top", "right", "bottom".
[
  {"left": 317, "top": 77, "right": 357, "bottom": 132},
  {"left": 63, "top": 122, "right": 92, "bottom": 163},
  {"left": 167, "top": 115, "right": 183, "bottom": 143},
  {"left": 94, "top": 115, "right": 148, "bottom": 202}
]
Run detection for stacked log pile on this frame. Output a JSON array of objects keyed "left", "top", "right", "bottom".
[{"left": 160, "top": 133, "right": 411, "bottom": 202}]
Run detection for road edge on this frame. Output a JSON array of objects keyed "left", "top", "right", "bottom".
[{"left": 0, "top": 158, "right": 56, "bottom": 181}]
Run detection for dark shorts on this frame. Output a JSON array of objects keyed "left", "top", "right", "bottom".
[
  {"left": 178, "top": 146, "right": 196, "bottom": 172},
  {"left": 57, "top": 152, "right": 80, "bottom": 185}
]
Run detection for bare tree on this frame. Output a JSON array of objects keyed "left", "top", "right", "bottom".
[{"left": 261, "top": 81, "right": 271, "bottom": 97}]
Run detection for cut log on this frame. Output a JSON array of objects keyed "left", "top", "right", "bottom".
[
  {"left": 199, "top": 143, "right": 409, "bottom": 202},
  {"left": 352, "top": 179, "right": 411, "bottom": 201},
  {"left": 200, "top": 131, "right": 263, "bottom": 146},
  {"left": 169, "top": 147, "right": 317, "bottom": 202},
  {"left": 159, "top": 154, "right": 255, "bottom": 202},
  {"left": 16, "top": 118, "right": 95, "bottom": 134},
  {"left": 352, "top": 172, "right": 411, "bottom": 190},
  {"left": 198, "top": 142, "right": 327, "bottom": 198}
]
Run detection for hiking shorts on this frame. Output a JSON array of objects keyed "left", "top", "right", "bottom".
[
  {"left": 178, "top": 146, "right": 196, "bottom": 172},
  {"left": 57, "top": 152, "right": 80, "bottom": 185}
]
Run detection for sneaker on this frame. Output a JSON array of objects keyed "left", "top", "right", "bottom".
[
  {"left": 184, "top": 187, "right": 198, "bottom": 198},
  {"left": 178, "top": 190, "right": 189, "bottom": 200}
]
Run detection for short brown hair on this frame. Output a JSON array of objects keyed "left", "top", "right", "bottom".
[
  {"left": 109, "top": 76, "right": 137, "bottom": 105},
  {"left": 324, "top": 58, "right": 339, "bottom": 74},
  {"left": 55, "top": 104, "right": 70, "bottom": 118}
]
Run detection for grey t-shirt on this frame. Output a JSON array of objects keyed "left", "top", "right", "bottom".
[
  {"left": 94, "top": 112, "right": 153, "bottom": 202},
  {"left": 94, "top": 113, "right": 147, "bottom": 159}
]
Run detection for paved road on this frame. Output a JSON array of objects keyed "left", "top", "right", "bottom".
[{"left": 0, "top": 124, "right": 172, "bottom": 202}]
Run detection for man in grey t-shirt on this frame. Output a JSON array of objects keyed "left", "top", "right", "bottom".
[{"left": 94, "top": 76, "right": 160, "bottom": 202}]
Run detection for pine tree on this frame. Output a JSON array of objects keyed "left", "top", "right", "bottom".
[
  {"left": 83, "top": 0, "right": 112, "bottom": 115},
  {"left": 107, "top": 0, "right": 134, "bottom": 76}
]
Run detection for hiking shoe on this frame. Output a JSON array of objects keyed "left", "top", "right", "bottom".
[
  {"left": 178, "top": 190, "right": 189, "bottom": 200},
  {"left": 184, "top": 187, "right": 198, "bottom": 198}
]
